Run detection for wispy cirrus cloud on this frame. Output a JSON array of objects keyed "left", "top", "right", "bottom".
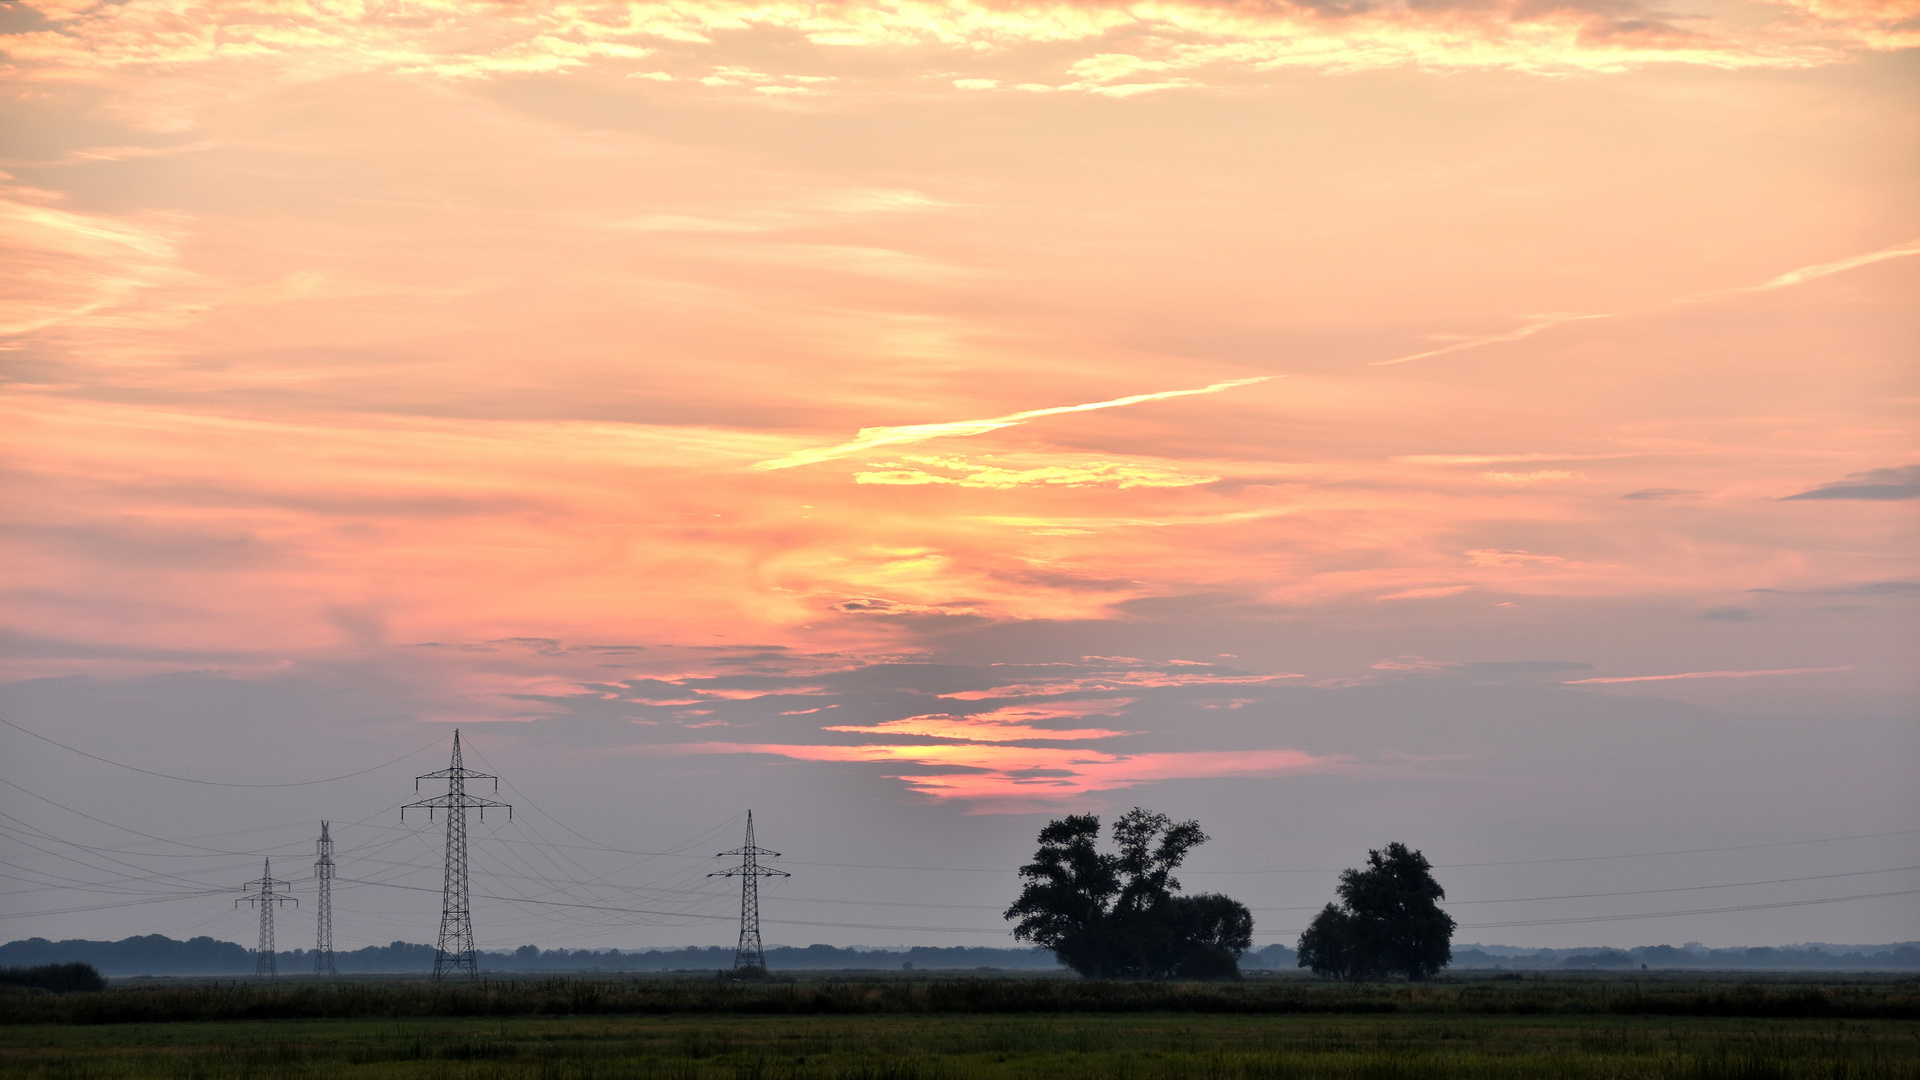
[
  {"left": 1375, "top": 237, "right": 1920, "bottom": 366},
  {"left": 1373, "top": 312, "right": 1613, "bottom": 367},
  {"left": 854, "top": 454, "right": 1219, "bottom": 490},
  {"left": 1395, "top": 452, "right": 1633, "bottom": 465},
  {"left": 1464, "top": 549, "right": 1569, "bottom": 567},
  {"left": 0, "top": 184, "right": 193, "bottom": 336},
  {"left": 1700, "top": 237, "right": 1920, "bottom": 296},
  {"left": 752, "top": 378, "right": 1271, "bottom": 471},
  {"left": 970, "top": 508, "right": 1291, "bottom": 536}
]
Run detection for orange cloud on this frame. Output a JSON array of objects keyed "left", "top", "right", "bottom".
[{"left": 7, "top": 0, "right": 1911, "bottom": 96}]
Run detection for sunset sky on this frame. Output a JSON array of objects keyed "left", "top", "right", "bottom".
[{"left": 1, "top": 0, "right": 1915, "bottom": 955}]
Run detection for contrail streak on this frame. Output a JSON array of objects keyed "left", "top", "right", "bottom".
[
  {"left": 1374, "top": 237, "right": 1920, "bottom": 367},
  {"left": 752, "top": 376, "right": 1273, "bottom": 471},
  {"left": 1373, "top": 312, "right": 1610, "bottom": 367},
  {"left": 1739, "top": 238, "right": 1920, "bottom": 293}
]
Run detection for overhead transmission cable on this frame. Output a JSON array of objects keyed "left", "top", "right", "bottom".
[
  {"left": 1458, "top": 888, "right": 1920, "bottom": 929},
  {"left": 0, "top": 716, "right": 447, "bottom": 788},
  {"left": 1195, "top": 828, "right": 1920, "bottom": 876}
]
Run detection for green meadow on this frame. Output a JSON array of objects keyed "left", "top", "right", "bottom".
[{"left": 2, "top": 974, "right": 1916, "bottom": 1078}]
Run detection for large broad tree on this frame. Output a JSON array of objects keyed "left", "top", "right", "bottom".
[
  {"left": 1005, "top": 809, "right": 1253, "bottom": 979},
  {"left": 1297, "top": 843, "right": 1455, "bottom": 981}
]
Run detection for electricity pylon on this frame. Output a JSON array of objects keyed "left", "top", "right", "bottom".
[
  {"left": 403, "top": 729, "right": 509, "bottom": 980},
  {"left": 709, "top": 811, "right": 788, "bottom": 975},
  {"left": 313, "top": 821, "right": 336, "bottom": 975},
  {"left": 237, "top": 858, "right": 295, "bottom": 977}
]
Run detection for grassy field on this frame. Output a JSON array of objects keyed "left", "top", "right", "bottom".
[{"left": 2, "top": 974, "right": 1916, "bottom": 1078}]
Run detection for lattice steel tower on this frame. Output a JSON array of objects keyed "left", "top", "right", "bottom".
[
  {"left": 710, "top": 811, "right": 788, "bottom": 974},
  {"left": 237, "top": 858, "right": 295, "bottom": 977},
  {"left": 403, "top": 729, "right": 510, "bottom": 980},
  {"left": 313, "top": 821, "right": 336, "bottom": 975}
]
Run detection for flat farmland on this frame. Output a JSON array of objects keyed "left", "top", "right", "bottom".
[{"left": 2, "top": 974, "right": 1916, "bottom": 1078}]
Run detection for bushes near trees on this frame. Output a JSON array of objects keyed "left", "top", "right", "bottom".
[
  {"left": 1004, "top": 809, "right": 1253, "bottom": 979},
  {"left": 0, "top": 963, "right": 107, "bottom": 993}
]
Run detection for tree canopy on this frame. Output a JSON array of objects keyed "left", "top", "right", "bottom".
[
  {"left": 1004, "top": 809, "right": 1253, "bottom": 979},
  {"left": 1297, "top": 842, "right": 1455, "bottom": 981}
]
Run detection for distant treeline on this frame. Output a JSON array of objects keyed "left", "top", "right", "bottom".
[
  {"left": 0, "top": 937, "right": 1063, "bottom": 977},
  {"left": 0, "top": 937, "right": 437, "bottom": 977},
  {"left": 4, "top": 936, "right": 1913, "bottom": 977},
  {"left": 1450, "top": 943, "right": 1920, "bottom": 971}
]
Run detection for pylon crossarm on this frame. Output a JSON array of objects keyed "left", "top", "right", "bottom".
[
  {"left": 414, "top": 767, "right": 497, "bottom": 782},
  {"left": 404, "top": 793, "right": 509, "bottom": 808}
]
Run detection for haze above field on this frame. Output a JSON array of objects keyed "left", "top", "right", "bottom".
[{"left": 0, "top": 0, "right": 1915, "bottom": 956}]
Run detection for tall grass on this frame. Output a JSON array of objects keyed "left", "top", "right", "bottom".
[{"left": 3, "top": 975, "right": 1915, "bottom": 1025}]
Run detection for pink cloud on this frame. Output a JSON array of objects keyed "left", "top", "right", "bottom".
[
  {"left": 1376, "top": 585, "right": 1474, "bottom": 601},
  {"left": 823, "top": 698, "right": 1137, "bottom": 742},
  {"left": 657, "top": 740, "right": 1345, "bottom": 803},
  {"left": 941, "top": 672, "right": 1303, "bottom": 701}
]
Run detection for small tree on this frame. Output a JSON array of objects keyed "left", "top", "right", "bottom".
[
  {"left": 1006, "top": 808, "right": 1253, "bottom": 979},
  {"left": 1297, "top": 843, "right": 1455, "bottom": 981},
  {"left": 1296, "top": 903, "right": 1365, "bottom": 980}
]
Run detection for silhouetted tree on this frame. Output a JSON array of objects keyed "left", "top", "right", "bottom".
[
  {"left": 1297, "top": 843, "right": 1454, "bottom": 981},
  {"left": 1006, "top": 808, "right": 1253, "bottom": 979},
  {"left": 1297, "top": 903, "right": 1365, "bottom": 980}
]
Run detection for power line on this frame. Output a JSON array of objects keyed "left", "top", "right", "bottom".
[
  {"left": 3, "top": 890, "right": 234, "bottom": 919},
  {"left": 0, "top": 716, "right": 447, "bottom": 788},
  {"left": 1196, "top": 828, "right": 1920, "bottom": 876},
  {"left": 1436, "top": 830, "right": 1920, "bottom": 870},
  {"left": 339, "top": 877, "right": 1010, "bottom": 935},
  {"left": 1447, "top": 864, "right": 1920, "bottom": 905},
  {"left": 14, "top": 788, "right": 1914, "bottom": 924},
  {"left": 754, "top": 828, "right": 1920, "bottom": 877},
  {"left": 1458, "top": 888, "right": 1920, "bottom": 929},
  {"left": 0, "top": 804, "right": 251, "bottom": 897},
  {"left": 0, "top": 775, "right": 259, "bottom": 856}
]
